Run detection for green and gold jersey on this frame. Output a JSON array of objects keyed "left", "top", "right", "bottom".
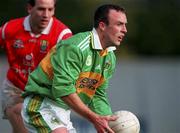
[{"left": 23, "top": 29, "right": 116, "bottom": 115}]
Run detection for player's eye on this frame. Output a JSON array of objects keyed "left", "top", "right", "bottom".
[{"left": 48, "top": 8, "right": 54, "bottom": 12}]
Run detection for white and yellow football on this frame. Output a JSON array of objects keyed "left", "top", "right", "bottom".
[{"left": 109, "top": 110, "right": 140, "bottom": 133}]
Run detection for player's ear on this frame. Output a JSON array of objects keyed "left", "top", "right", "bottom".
[
  {"left": 27, "top": 4, "right": 33, "bottom": 14},
  {"left": 99, "top": 21, "right": 106, "bottom": 31}
]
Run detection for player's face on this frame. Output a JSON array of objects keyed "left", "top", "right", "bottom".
[
  {"left": 27, "top": 0, "right": 55, "bottom": 33},
  {"left": 103, "top": 10, "right": 127, "bottom": 47}
]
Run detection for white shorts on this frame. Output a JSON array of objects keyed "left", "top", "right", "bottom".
[
  {"left": 0, "top": 78, "right": 23, "bottom": 119},
  {"left": 21, "top": 95, "right": 76, "bottom": 133}
]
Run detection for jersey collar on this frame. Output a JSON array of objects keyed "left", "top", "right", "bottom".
[
  {"left": 91, "top": 28, "right": 116, "bottom": 52},
  {"left": 23, "top": 15, "right": 53, "bottom": 36}
]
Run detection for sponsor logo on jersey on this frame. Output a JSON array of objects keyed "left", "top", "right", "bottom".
[
  {"left": 23, "top": 53, "right": 34, "bottom": 67},
  {"left": 76, "top": 72, "right": 105, "bottom": 98},
  {"left": 28, "top": 39, "right": 37, "bottom": 43},
  {"left": 13, "top": 39, "right": 24, "bottom": 48},
  {"left": 78, "top": 77, "right": 98, "bottom": 91},
  {"left": 25, "top": 54, "right": 33, "bottom": 60},
  {"left": 13, "top": 67, "right": 32, "bottom": 77}
]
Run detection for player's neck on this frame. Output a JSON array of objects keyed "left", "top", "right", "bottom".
[
  {"left": 31, "top": 26, "right": 42, "bottom": 35},
  {"left": 29, "top": 21, "right": 42, "bottom": 35}
]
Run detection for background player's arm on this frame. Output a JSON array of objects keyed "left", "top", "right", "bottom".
[
  {"left": 0, "top": 25, "right": 5, "bottom": 48},
  {"left": 0, "top": 23, "right": 8, "bottom": 48}
]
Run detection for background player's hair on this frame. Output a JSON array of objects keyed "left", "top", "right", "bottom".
[
  {"left": 27, "top": 0, "right": 57, "bottom": 7},
  {"left": 94, "top": 4, "right": 126, "bottom": 28}
]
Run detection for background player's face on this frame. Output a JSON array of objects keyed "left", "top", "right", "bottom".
[
  {"left": 103, "top": 9, "right": 127, "bottom": 47},
  {"left": 27, "top": 0, "right": 55, "bottom": 33}
]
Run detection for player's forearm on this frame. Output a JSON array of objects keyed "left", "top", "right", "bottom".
[
  {"left": 61, "top": 93, "right": 99, "bottom": 122},
  {"left": 61, "top": 93, "right": 117, "bottom": 133}
]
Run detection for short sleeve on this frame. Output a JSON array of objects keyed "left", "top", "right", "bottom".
[{"left": 57, "top": 28, "right": 72, "bottom": 43}]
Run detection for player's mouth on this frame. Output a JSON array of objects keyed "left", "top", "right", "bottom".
[
  {"left": 41, "top": 19, "right": 49, "bottom": 25},
  {"left": 118, "top": 36, "right": 123, "bottom": 42}
]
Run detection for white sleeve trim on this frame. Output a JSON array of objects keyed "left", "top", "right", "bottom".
[
  {"left": 56, "top": 29, "right": 72, "bottom": 43},
  {"left": 1, "top": 22, "right": 8, "bottom": 40}
]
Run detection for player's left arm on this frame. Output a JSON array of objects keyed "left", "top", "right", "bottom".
[{"left": 0, "top": 23, "right": 7, "bottom": 48}]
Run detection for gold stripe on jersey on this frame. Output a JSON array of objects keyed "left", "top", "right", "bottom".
[
  {"left": 40, "top": 46, "right": 56, "bottom": 79},
  {"left": 99, "top": 49, "right": 108, "bottom": 56}
]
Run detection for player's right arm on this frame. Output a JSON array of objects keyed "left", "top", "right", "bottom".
[{"left": 61, "top": 92, "right": 116, "bottom": 133}]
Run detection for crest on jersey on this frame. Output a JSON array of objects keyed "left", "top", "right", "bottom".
[
  {"left": 104, "top": 60, "right": 111, "bottom": 70},
  {"left": 40, "top": 40, "right": 49, "bottom": 53}
]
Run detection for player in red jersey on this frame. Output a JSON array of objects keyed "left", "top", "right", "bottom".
[{"left": 0, "top": 0, "right": 72, "bottom": 132}]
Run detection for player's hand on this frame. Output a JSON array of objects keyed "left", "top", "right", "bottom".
[{"left": 92, "top": 115, "right": 118, "bottom": 133}]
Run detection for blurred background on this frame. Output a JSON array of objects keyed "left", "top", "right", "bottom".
[{"left": 0, "top": 0, "right": 180, "bottom": 132}]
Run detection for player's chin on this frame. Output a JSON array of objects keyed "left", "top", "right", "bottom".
[
  {"left": 40, "top": 22, "right": 49, "bottom": 27},
  {"left": 39, "top": 24, "right": 48, "bottom": 29},
  {"left": 114, "top": 41, "right": 121, "bottom": 46}
]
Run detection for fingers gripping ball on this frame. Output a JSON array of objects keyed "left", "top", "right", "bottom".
[{"left": 109, "top": 110, "right": 140, "bottom": 133}]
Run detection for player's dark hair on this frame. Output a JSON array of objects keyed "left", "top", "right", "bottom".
[
  {"left": 94, "top": 4, "right": 125, "bottom": 28},
  {"left": 27, "top": 0, "right": 57, "bottom": 7}
]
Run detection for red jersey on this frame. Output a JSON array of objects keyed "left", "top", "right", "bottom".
[{"left": 0, "top": 16, "right": 72, "bottom": 91}]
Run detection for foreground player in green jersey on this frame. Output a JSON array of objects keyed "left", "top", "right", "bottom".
[{"left": 21, "top": 4, "right": 127, "bottom": 133}]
